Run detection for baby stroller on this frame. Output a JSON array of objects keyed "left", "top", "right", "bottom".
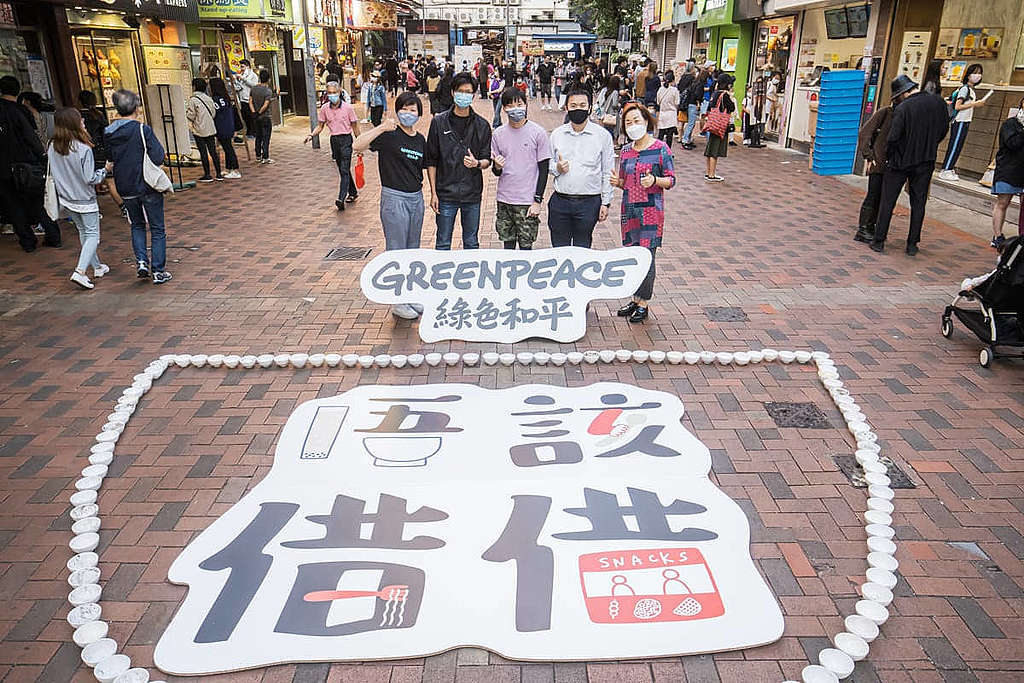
[{"left": 941, "top": 236, "right": 1024, "bottom": 367}]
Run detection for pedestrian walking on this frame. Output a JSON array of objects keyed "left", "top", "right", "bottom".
[
  {"left": 0, "top": 75, "right": 61, "bottom": 252},
  {"left": 47, "top": 107, "right": 110, "bottom": 289},
  {"left": 609, "top": 102, "right": 675, "bottom": 323},
  {"left": 354, "top": 91, "right": 427, "bottom": 320},
  {"left": 853, "top": 77, "right": 912, "bottom": 243},
  {"left": 17, "top": 91, "right": 50, "bottom": 148},
  {"left": 680, "top": 65, "right": 704, "bottom": 150},
  {"left": 233, "top": 59, "right": 259, "bottom": 138},
  {"left": 368, "top": 72, "right": 387, "bottom": 127},
  {"left": 870, "top": 75, "right": 950, "bottom": 255},
  {"left": 209, "top": 77, "right": 242, "bottom": 179},
  {"left": 489, "top": 71, "right": 505, "bottom": 129},
  {"left": 537, "top": 56, "right": 554, "bottom": 110},
  {"left": 305, "top": 81, "right": 361, "bottom": 211},
  {"left": 78, "top": 89, "right": 121, "bottom": 207},
  {"left": 547, "top": 87, "right": 614, "bottom": 248},
  {"left": 656, "top": 71, "right": 679, "bottom": 147},
  {"left": 249, "top": 70, "right": 276, "bottom": 164},
  {"left": 186, "top": 78, "right": 222, "bottom": 182},
  {"left": 703, "top": 74, "right": 735, "bottom": 183},
  {"left": 490, "top": 87, "right": 551, "bottom": 251},
  {"left": 989, "top": 97, "right": 1024, "bottom": 250},
  {"left": 939, "top": 64, "right": 990, "bottom": 181},
  {"left": 554, "top": 59, "right": 566, "bottom": 108},
  {"left": 104, "top": 89, "right": 172, "bottom": 284},
  {"left": 425, "top": 73, "right": 492, "bottom": 250}
]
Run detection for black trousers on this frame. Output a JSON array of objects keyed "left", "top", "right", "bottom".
[
  {"left": 370, "top": 105, "right": 384, "bottom": 127},
  {"left": 330, "top": 133, "right": 357, "bottom": 201},
  {"left": 195, "top": 135, "right": 221, "bottom": 178},
  {"left": 873, "top": 161, "right": 933, "bottom": 247},
  {"left": 217, "top": 135, "right": 239, "bottom": 170},
  {"left": 858, "top": 172, "right": 884, "bottom": 230},
  {"left": 240, "top": 102, "right": 255, "bottom": 136},
  {"left": 0, "top": 177, "right": 60, "bottom": 251},
  {"left": 254, "top": 117, "right": 272, "bottom": 159},
  {"left": 634, "top": 246, "right": 657, "bottom": 300},
  {"left": 547, "top": 193, "right": 601, "bottom": 248},
  {"left": 657, "top": 127, "right": 674, "bottom": 146}
]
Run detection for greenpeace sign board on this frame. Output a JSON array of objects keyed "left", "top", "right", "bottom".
[
  {"left": 155, "top": 383, "right": 784, "bottom": 675},
  {"left": 360, "top": 247, "right": 653, "bottom": 342}
]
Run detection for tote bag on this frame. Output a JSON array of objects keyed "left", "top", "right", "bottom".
[
  {"left": 139, "top": 123, "right": 173, "bottom": 193},
  {"left": 43, "top": 156, "right": 59, "bottom": 221},
  {"left": 353, "top": 154, "right": 365, "bottom": 189},
  {"left": 704, "top": 93, "right": 731, "bottom": 139}
]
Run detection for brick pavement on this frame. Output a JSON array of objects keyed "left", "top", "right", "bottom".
[{"left": 0, "top": 99, "right": 1022, "bottom": 683}]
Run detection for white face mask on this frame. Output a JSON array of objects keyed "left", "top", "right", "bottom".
[
  {"left": 969, "top": 73, "right": 982, "bottom": 84},
  {"left": 625, "top": 123, "right": 647, "bottom": 141}
]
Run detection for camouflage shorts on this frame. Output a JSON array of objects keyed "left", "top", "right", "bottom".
[{"left": 495, "top": 201, "right": 539, "bottom": 245}]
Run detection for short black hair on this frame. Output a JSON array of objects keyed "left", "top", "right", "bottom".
[
  {"left": 962, "top": 63, "right": 983, "bottom": 85},
  {"left": 500, "top": 87, "right": 527, "bottom": 107},
  {"left": 716, "top": 73, "right": 735, "bottom": 89},
  {"left": 192, "top": 77, "right": 207, "bottom": 92},
  {"left": 17, "top": 91, "right": 43, "bottom": 110},
  {"left": 259, "top": 69, "right": 271, "bottom": 84},
  {"left": 0, "top": 75, "right": 20, "bottom": 96},
  {"left": 394, "top": 91, "right": 422, "bottom": 115},
  {"left": 451, "top": 73, "right": 475, "bottom": 93},
  {"left": 565, "top": 86, "right": 591, "bottom": 108},
  {"left": 78, "top": 89, "right": 97, "bottom": 108},
  {"left": 239, "top": 59, "right": 251, "bottom": 68}
]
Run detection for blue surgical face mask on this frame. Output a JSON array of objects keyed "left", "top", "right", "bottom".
[
  {"left": 506, "top": 106, "right": 527, "bottom": 122},
  {"left": 397, "top": 111, "right": 419, "bottom": 127},
  {"left": 327, "top": 93, "right": 340, "bottom": 104},
  {"left": 453, "top": 92, "right": 474, "bottom": 108}
]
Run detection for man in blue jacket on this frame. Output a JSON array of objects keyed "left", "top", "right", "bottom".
[{"left": 105, "top": 89, "right": 173, "bottom": 284}]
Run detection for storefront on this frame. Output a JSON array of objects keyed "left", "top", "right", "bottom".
[
  {"left": 671, "top": 0, "right": 700, "bottom": 65},
  {"left": 344, "top": 0, "right": 398, "bottom": 81},
  {"left": 648, "top": 0, "right": 674, "bottom": 69},
  {"left": 749, "top": 11, "right": 798, "bottom": 140},
  {"left": 0, "top": 2, "right": 60, "bottom": 104},
  {"left": 775, "top": 1, "right": 872, "bottom": 152},
  {"left": 697, "top": 0, "right": 753, "bottom": 110}
]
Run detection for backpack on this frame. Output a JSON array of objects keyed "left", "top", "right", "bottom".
[{"left": 948, "top": 86, "right": 971, "bottom": 121}]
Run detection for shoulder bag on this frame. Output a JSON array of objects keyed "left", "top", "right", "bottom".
[
  {"left": 139, "top": 123, "right": 173, "bottom": 193},
  {"left": 43, "top": 151, "right": 59, "bottom": 220},
  {"left": 704, "top": 92, "right": 731, "bottom": 139}
]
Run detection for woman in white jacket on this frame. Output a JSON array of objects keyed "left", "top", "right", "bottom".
[
  {"left": 47, "top": 107, "right": 110, "bottom": 289},
  {"left": 186, "top": 77, "right": 222, "bottom": 182}
]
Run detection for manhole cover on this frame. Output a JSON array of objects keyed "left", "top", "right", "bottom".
[
  {"left": 834, "top": 455, "right": 916, "bottom": 489},
  {"left": 325, "top": 247, "right": 372, "bottom": 260},
  {"left": 704, "top": 307, "right": 749, "bottom": 322},
  {"left": 764, "top": 402, "right": 831, "bottom": 429}
]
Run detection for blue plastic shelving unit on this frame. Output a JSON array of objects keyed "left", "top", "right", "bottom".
[{"left": 812, "top": 70, "right": 865, "bottom": 176}]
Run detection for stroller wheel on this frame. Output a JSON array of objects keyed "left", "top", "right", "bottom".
[
  {"left": 941, "top": 316, "right": 954, "bottom": 339},
  {"left": 979, "top": 347, "right": 994, "bottom": 368}
]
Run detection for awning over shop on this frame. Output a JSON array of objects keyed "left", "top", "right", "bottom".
[{"left": 529, "top": 33, "right": 598, "bottom": 44}]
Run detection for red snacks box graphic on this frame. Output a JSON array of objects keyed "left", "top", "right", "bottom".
[{"left": 578, "top": 548, "right": 725, "bottom": 624}]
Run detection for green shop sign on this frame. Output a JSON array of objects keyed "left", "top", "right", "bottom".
[
  {"left": 198, "top": 0, "right": 292, "bottom": 22},
  {"left": 697, "top": 0, "right": 734, "bottom": 28}
]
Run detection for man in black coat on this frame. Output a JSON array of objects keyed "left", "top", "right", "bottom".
[
  {"left": 0, "top": 75, "right": 61, "bottom": 252},
  {"left": 870, "top": 75, "right": 949, "bottom": 255}
]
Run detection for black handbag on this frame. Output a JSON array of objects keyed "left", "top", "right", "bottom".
[{"left": 11, "top": 160, "right": 45, "bottom": 195}]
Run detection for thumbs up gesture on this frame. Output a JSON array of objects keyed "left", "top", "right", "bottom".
[
  {"left": 556, "top": 152, "right": 569, "bottom": 175},
  {"left": 492, "top": 153, "right": 506, "bottom": 170},
  {"left": 610, "top": 169, "right": 621, "bottom": 188},
  {"left": 640, "top": 172, "right": 656, "bottom": 188},
  {"left": 463, "top": 148, "right": 479, "bottom": 168},
  {"left": 380, "top": 116, "right": 398, "bottom": 132}
]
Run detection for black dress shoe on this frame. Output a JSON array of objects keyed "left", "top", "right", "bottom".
[
  {"left": 853, "top": 226, "right": 874, "bottom": 243},
  {"left": 628, "top": 305, "right": 649, "bottom": 323},
  {"left": 869, "top": 241, "right": 884, "bottom": 253},
  {"left": 335, "top": 200, "right": 345, "bottom": 211},
  {"left": 906, "top": 243, "right": 919, "bottom": 256},
  {"left": 617, "top": 301, "right": 638, "bottom": 317}
]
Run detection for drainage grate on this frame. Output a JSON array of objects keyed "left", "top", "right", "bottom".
[
  {"left": 764, "top": 402, "right": 831, "bottom": 429},
  {"left": 833, "top": 455, "right": 916, "bottom": 489},
  {"left": 704, "top": 306, "right": 749, "bottom": 322},
  {"left": 325, "top": 247, "right": 372, "bottom": 261}
]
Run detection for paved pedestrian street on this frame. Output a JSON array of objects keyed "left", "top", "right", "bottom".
[{"left": 1, "top": 103, "right": 1022, "bottom": 683}]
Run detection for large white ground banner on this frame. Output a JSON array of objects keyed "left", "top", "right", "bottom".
[
  {"left": 155, "top": 383, "right": 783, "bottom": 675},
  {"left": 360, "top": 247, "right": 653, "bottom": 343}
]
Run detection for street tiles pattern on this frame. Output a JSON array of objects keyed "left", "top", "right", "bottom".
[{"left": 0, "top": 101, "right": 1022, "bottom": 682}]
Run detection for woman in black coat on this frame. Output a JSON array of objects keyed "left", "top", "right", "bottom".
[{"left": 990, "top": 97, "right": 1024, "bottom": 249}]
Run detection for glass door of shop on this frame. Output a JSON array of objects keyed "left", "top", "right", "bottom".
[
  {"left": 71, "top": 29, "right": 144, "bottom": 122},
  {"left": 751, "top": 16, "right": 795, "bottom": 141},
  {"left": 276, "top": 29, "right": 294, "bottom": 116}
]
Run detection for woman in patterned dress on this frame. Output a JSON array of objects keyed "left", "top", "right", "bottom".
[{"left": 610, "top": 102, "right": 675, "bottom": 323}]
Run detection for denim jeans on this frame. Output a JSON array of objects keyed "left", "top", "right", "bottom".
[
  {"left": 124, "top": 191, "right": 167, "bottom": 272},
  {"left": 69, "top": 210, "right": 101, "bottom": 273},
  {"left": 254, "top": 116, "right": 272, "bottom": 160},
  {"left": 682, "top": 103, "right": 699, "bottom": 143},
  {"left": 492, "top": 98, "right": 502, "bottom": 128},
  {"left": 435, "top": 200, "right": 481, "bottom": 250}
]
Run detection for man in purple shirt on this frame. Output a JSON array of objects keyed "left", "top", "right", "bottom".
[{"left": 490, "top": 88, "right": 551, "bottom": 250}]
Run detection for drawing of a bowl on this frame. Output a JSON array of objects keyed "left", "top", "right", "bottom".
[{"left": 363, "top": 437, "right": 442, "bottom": 467}]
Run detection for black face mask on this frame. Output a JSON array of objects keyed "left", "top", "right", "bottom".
[{"left": 567, "top": 108, "right": 589, "bottom": 125}]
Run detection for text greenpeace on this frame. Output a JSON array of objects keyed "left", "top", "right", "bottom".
[
  {"left": 360, "top": 247, "right": 653, "bottom": 342},
  {"left": 154, "top": 383, "right": 783, "bottom": 675}
]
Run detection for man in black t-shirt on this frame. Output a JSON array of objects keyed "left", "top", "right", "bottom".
[{"left": 537, "top": 57, "right": 554, "bottom": 110}]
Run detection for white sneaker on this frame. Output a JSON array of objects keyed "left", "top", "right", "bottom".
[
  {"left": 224, "top": 170, "right": 242, "bottom": 179},
  {"left": 937, "top": 169, "right": 958, "bottom": 181},
  {"left": 391, "top": 304, "right": 419, "bottom": 320},
  {"left": 70, "top": 271, "right": 94, "bottom": 289},
  {"left": 92, "top": 263, "right": 110, "bottom": 278}
]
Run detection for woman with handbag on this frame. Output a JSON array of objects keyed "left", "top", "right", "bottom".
[
  {"left": 599, "top": 75, "right": 622, "bottom": 145},
  {"left": 703, "top": 74, "right": 735, "bottom": 183},
  {"left": 209, "top": 77, "right": 242, "bottom": 179},
  {"left": 47, "top": 107, "right": 110, "bottom": 289}
]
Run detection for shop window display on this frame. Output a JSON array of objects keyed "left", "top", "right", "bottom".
[
  {"left": 752, "top": 17, "right": 794, "bottom": 138},
  {"left": 73, "top": 31, "right": 143, "bottom": 119}
]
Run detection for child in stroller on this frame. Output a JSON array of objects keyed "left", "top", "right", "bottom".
[{"left": 942, "top": 235, "right": 1024, "bottom": 367}]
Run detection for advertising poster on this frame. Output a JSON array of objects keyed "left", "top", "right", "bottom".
[
  {"left": 958, "top": 27, "right": 1000, "bottom": 59},
  {"left": 721, "top": 38, "right": 738, "bottom": 72},
  {"left": 244, "top": 22, "right": 280, "bottom": 51},
  {"left": 346, "top": 0, "right": 397, "bottom": 30},
  {"left": 222, "top": 33, "right": 246, "bottom": 74},
  {"left": 897, "top": 31, "right": 930, "bottom": 82},
  {"left": 142, "top": 44, "right": 192, "bottom": 88}
]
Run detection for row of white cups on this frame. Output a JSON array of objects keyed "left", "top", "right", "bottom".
[{"left": 63, "top": 349, "right": 898, "bottom": 683}]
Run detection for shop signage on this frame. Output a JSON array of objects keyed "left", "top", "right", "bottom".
[
  {"left": 655, "top": 0, "right": 673, "bottom": 31},
  {"left": 405, "top": 19, "right": 450, "bottom": 35},
  {"left": 345, "top": 0, "right": 397, "bottom": 30},
  {"left": 643, "top": 0, "right": 656, "bottom": 29},
  {"left": 544, "top": 42, "right": 575, "bottom": 53},
  {"left": 293, "top": 24, "right": 325, "bottom": 54},
  {"left": 0, "top": 2, "right": 15, "bottom": 28},
  {"left": 244, "top": 22, "right": 280, "bottom": 51},
  {"left": 198, "top": 0, "right": 291, "bottom": 22},
  {"left": 308, "top": 0, "right": 342, "bottom": 26},
  {"left": 519, "top": 38, "right": 545, "bottom": 56},
  {"left": 360, "top": 247, "right": 653, "bottom": 343},
  {"left": 697, "top": 0, "right": 733, "bottom": 29},
  {"left": 153, "top": 382, "right": 784, "bottom": 675},
  {"left": 75, "top": 0, "right": 199, "bottom": 22}
]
